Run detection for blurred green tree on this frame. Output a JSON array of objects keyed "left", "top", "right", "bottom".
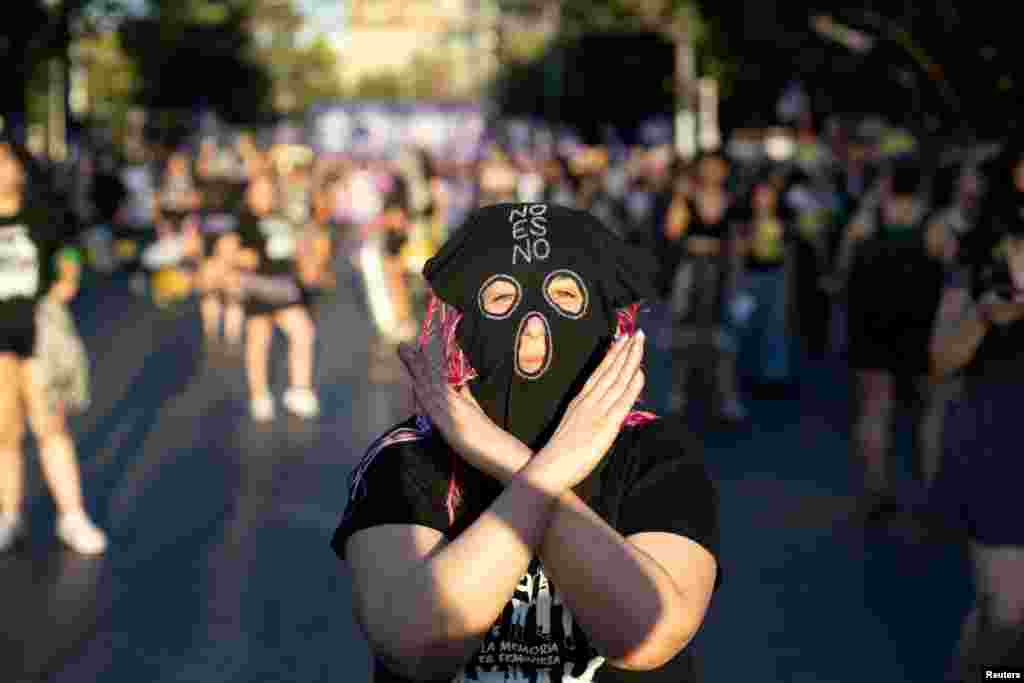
[
  {"left": 491, "top": 0, "right": 730, "bottom": 124},
  {"left": 118, "top": 1, "right": 273, "bottom": 124},
  {"left": 0, "top": 0, "right": 118, "bottom": 137},
  {"left": 245, "top": 0, "right": 345, "bottom": 113}
]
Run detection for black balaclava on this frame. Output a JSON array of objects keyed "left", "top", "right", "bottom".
[{"left": 423, "top": 203, "right": 658, "bottom": 451}]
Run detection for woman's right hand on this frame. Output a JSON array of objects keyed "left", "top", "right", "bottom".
[{"left": 524, "top": 331, "right": 646, "bottom": 495}]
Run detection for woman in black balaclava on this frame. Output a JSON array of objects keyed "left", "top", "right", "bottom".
[{"left": 333, "top": 203, "right": 721, "bottom": 683}]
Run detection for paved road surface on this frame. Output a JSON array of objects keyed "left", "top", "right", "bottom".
[{"left": 0, "top": 272, "right": 972, "bottom": 682}]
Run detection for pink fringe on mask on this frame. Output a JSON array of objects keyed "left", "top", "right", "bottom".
[{"left": 416, "top": 290, "right": 657, "bottom": 524}]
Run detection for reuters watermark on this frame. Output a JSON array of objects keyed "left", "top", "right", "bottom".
[{"left": 983, "top": 670, "right": 1023, "bottom": 680}]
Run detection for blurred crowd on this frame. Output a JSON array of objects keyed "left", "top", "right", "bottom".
[{"left": 1, "top": 100, "right": 1022, "bottom": 678}]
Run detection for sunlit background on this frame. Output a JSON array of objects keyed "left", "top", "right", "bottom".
[{"left": 4, "top": 1, "right": 1020, "bottom": 163}]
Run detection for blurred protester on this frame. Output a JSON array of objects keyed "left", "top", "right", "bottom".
[
  {"left": 0, "top": 141, "right": 105, "bottom": 555},
  {"left": 141, "top": 150, "right": 203, "bottom": 308},
  {"left": 785, "top": 168, "right": 838, "bottom": 358},
  {"left": 280, "top": 155, "right": 315, "bottom": 228},
  {"left": 155, "top": 150, "right": 200, "bottom": 239},
  {"left": 541, "top": 156, "right": 577, "bottom": 208},
  {"left": 844, "top": 160, "right": 947, "bottom": 521},
  {"left": 348, "top": 159, "right": 403, "bottom": 359},
  {"left": 195, "top": 144, "right": 246, "bottom": 345},
  {"left": 377, "top": 175, "right": 418, "bottom": 345},
  {"left": 929, "top": 141, "right": 1024, "bottom": 679},
  {"left": 393, "top": 149, "right": 437, "bottom": 320},
  {"left": 119, "top": 148, "right": 158, "bottom": 234},
  {"left": 424, "top": 153, "right": 453, "bottom": 247},
  {"left": 236, "top": 173, "right": 318, "bottom": 421},
  {"left": 477, "top": 149, "right": 519, "bottom": 207},
  {"left": 32, "top": 247, "right": 107, "bottom": 554},
  {"left": 913, "top": 163, "right": 980, "bottom": 488},
  {"left": 300, "top": 168, "right": 342, "bottom": 298},
  {"left": 735, "top": 168, "right": 796, "bottom": 392},
  {"left": 83, "top": 150, "right": 128, "bottom": 275},
  {"left": 662, "top": 151, "right": 747, "bottom": 422},
  {"left": 573, "top": 146, "right": 628, "bottom": 238}
]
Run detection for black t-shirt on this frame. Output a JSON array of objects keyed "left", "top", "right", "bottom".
[
  {"left": 198, "top": 178, "right": 244, "bottom": 216},
  {"left": 237, "top": 210, "right": 298, "bottom": 277},
  {"left": 92, "top": 171, "right": 127, "bottom": 223},
  {"left": 198, "top": 179, "right": 243, "bottom": 248},
  {"left": 333, "top": 415, "right": 721, "bottom": 683},
  {"left": 848, "top": 210, "right": 945, "bottom": 332},
  {"left": 0, "top": 202, "right": 62, "bottom": 323},
  {"left": 684, "top": 198, "right": 735, "bottom": 241}
]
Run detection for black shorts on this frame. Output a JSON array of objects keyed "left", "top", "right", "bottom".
[
  {"left": 846, "top": 256, "right": 943, "bottom": 377},
  {"left": 244, "top": 297, "right": 308, "bottom": 318},
  {"left": 243, "top": 277, "right": 309, "bottom": 318},
  {"left": 847, "top": 312, "right": 933, "bottom": 376},
  {"left": 0, "top": 304, "right": 37, "bottom": 358}
]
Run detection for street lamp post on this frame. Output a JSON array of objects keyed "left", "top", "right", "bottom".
[
  {"left": 673, "top": 24, "right": 697, "bottom": 160},
  {"left": 42, "top": 0, "right": 69, "bottom": 164}
]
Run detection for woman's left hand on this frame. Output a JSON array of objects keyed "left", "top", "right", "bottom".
[{"left": 397, "top": 339, "right": 531, "bottom": 483}]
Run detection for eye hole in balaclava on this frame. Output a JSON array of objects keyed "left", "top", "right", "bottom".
[
  {"left": 543, "top": 269, "right": 589, "bottom": 319},
  {"left": 478, "top": 274, "right": 522, "bottom": 320}
]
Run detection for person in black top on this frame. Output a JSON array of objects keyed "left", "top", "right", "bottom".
[
  {"left": 929, "top": 142, "right": 1024, "bottom": 679},
  {"left": 334, "top": 203, "right": 720, "bottom": 683},
  {"left": 235, "top": 172, "right": 318, "bottom": 421},
  {"left": 661, "top": 152, "right": 747, "bottom": 422},
  {"left": 0, "top": 141, "right": 106, "bottom": 555},
  {"left": 90, "top": 151, "right": 128, "bottom": 228},
  {"left": 155, "top": 150, "right": 200, "bottom": 239},
  {"left": 843, "top": 160, "right": 948, "bottom": 522}
]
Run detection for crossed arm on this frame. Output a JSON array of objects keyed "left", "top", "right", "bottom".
[
  {"left": 457, "top": 430, "right": 717, "bottom": 670},
  {"left": 345, "top": 333, "right": 717, "bottom": 680}
]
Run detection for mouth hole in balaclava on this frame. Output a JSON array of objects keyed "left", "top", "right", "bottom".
[{"left": 514, "top": 312, "right": 553, "bottom": 380}]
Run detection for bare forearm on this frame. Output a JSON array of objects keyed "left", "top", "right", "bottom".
[
  {"left": 464, "top": 440, "right": 691, "bottom": 667},
  {"left": 537, "top": 493, "right": 690, "bottom": 669},
  {"left": 931, "top": 304, "right": 988, "bottom": 377},
  {"left": 396, "top": 469, "right": 560, "bottom": 675}
]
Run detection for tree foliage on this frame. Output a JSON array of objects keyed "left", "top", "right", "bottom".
[
  {"left": 118, "top": 1, "right": 272, "bottom": 124},
  {"left": 246, "top": 0, "right": 345, "bottom": 112}
]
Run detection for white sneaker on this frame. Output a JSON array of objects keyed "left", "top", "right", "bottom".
[
  {"left": 0, "top": 513, "right": 24, "bottom": 552},
  {"left": 57, "top": 512, "right": 108, "bottom": 555},
  {"left": 251, "top": 394, "right": 275, "bottom": 421},
  {"left": 283, "top": 387, "right": 320, "bottom": 419}
]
